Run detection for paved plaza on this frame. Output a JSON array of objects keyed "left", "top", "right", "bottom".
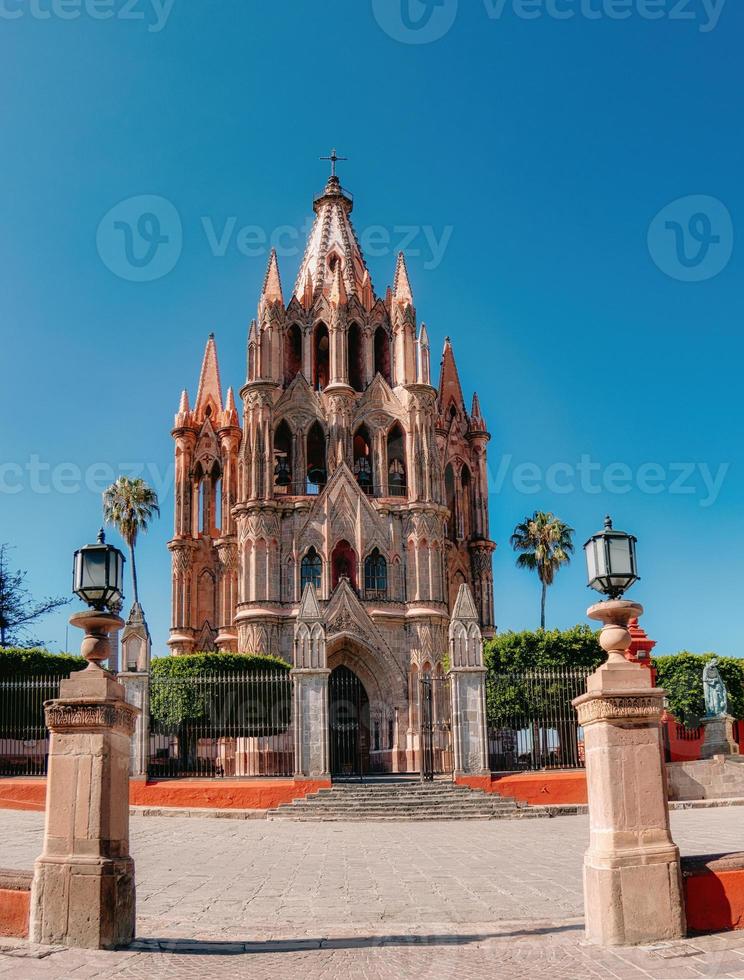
[{"left": 3, "top": 807, "right": 744, "bottom": 978}]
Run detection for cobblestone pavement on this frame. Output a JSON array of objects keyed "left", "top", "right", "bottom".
[{"left": 2, "top": 808, "right": 744, "bottom": 978}]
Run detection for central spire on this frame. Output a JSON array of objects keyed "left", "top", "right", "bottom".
[{"left": 293, "top": 156, "right": 374, "bottom": 305}]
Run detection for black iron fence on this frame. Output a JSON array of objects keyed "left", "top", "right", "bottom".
[
  {"left": 420, "top": 673, "right": 453, "bottom": 779},
  {"left": 487, "top": 668, "right": 591, "bottom": 772},
  {"left": 0, "top": 676, "right": 61, "bottom": 776},
  {"left": 148, "top": 671, "right": 294, "bottom": 778}
]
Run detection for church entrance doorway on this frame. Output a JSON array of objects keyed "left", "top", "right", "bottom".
[{"left": 329, "top": 665, "right": 370, "bottom": 779}]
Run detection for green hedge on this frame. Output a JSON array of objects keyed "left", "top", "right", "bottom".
[
  {"left": 151, "top": 652, "right": 289, "bottom": 678},
  {"left": 0, "top": 648, "right": 86, "bottom": 678},
  {"left": 654, "top": 653, "right": 744, "bottom": 728},
  {"left": 484, "top": 626, "right": 603, "bottom": 673},
  {"left": 150, "top": 652, "right": 291, "bottom": 736}
]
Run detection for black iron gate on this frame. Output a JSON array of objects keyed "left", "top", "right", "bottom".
[
  {"left": 419, "top": 673, "right": 453, "bottom": 780},
  {"left": 329, "top": 665, "right": 370, "bottom": 778}
]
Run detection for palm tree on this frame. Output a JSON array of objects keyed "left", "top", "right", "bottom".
[
  {"left": 511, "top": 511, "right": 574, "bottom": 630},
  {"left": 102, "top": 477, "right": 160, "bottom": 607}
]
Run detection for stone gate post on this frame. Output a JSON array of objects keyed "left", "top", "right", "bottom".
[
  {"left": 292, "top": 584, "right": 330, "bottom": 779},
  {"left": 118, "top": 671, "right": 149, "bottom": 778},
  {"left": 449, "top": 584, "right": 489, "bottom": 775},
  {"left": 30, "top": 610, "right": 139, "bottom": 949},
  {"left": 573, "top": 599, "right": 685, "bottom": 946}
]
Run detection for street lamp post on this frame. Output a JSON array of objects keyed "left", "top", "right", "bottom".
[
  {"left": 71, "top": 529, "right": 126, "bottom": 668},
  {"left": 30, "top": 530, "right": 138, "bottom": 950},
  {"left": 571, "top": 517, "right": 685, "bottom": 947}
]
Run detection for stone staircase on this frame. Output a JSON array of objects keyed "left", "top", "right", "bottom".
[{"left": 266, "top": 778, "right": 550, "bottom": 821}]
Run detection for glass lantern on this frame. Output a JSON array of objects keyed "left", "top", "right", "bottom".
[
  {"left": 584, "top": 516, "right": 639, "bottom": 600},
  {"left": 73, "top": 529, "right": 125, "bottom": 611}
]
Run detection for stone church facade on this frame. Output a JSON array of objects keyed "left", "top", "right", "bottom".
[{"left": 167, "top": 167, "right": 495, "bottom": 774}]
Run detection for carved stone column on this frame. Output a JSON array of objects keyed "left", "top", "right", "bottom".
[
  {"left": 30, "top": 610, "right": 139, "bottom": 950},
  {"left": 448, "top": 584, "right": 489, "bottom": 775},
  {"left": 292, "top": 584, "right": 330, "bottom": 779},
  {"left": 573, "top": 600, "right": 685, "bottom": 946}
]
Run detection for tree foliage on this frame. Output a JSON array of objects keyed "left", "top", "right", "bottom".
[
  {"left": 0, "top": 545, "right": 69, "bottom": 648},
  {"left": 102, "top": 476, "right": 160, "bottom": 606},
  {"left": 0, "top": 648, "right": 86, "bottom": 735},
  {"left": 510, "top": 512, "right": 574, "bottom": 629},
  {"left": 150, "top": 653, "right": 291, "bottom": 736},
  {"left": 654, "top": 653, "right": 744, "bottom": 728},
  {"left": 0, "top": 647, "right": 86, "bottom": 678},
  {"left": 483, "top": 626, "right": 601, "bottom": 727}
]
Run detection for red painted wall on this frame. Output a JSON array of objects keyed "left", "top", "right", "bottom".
[
  {"left": 0, "top": 778, "right": 330, "bottom": 813},
  {"left": 685, "top": 869, "right": 744, "bottom": 933},
  {"left": 0, "top": 888, "right": 30, "bottom": 939},
  {"left": 456, "top": 771, "right": 588, "bottom": 806}
]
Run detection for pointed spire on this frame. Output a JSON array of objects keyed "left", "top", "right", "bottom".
[
  {"left": 393, "top": 252, "right": 413, "bottom": 306},
  {"left": 302, "top": 269, "right": 314, "bottom": 310},
  {"left": 417, "top": 323, "right": 431, "bottom": 385},
  {"left": 329, "top": 258, "right": 347, "bottom": 305},
  {"left": 452, "top": 583, "right": 479, "bottom": 622},
  {"left": 469, "top": 390, "right": 487, "bottom": 433},
  {"left": 174, "top": 389, "right": 192, "bottom": 428},
  {"left": 361, "top": 269, "right": 374, "bottom": 311},
  {"left": 221, "top": 386, "right": 239, "bottom": 428},
  {"left": 194, "top": 334, "right": 223, "bottom": 420},
  {"left": 262, "top": 248, "right": 284, "bottom": 304},
  {"left": 293, "top": 173, "right": 373, "bottom": 302},
  {"left": 297, "top": 582, "right": 322, "bottom": 621},
  {"left": 248, "top": 320, "right": 258, "bottom": 344},
  {"left": 438, "top": 336, "right": 466, "bottom": 414}
]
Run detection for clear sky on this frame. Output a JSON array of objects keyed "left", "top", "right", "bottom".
[{"left": 1, "top": 0, "right": 741, "bottom": 658}]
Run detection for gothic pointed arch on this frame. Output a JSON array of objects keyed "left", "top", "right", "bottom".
[
  {"left": 312, "top": 321, "right": 329, "bottom": 390},
  {"left": 348, "top": 321, "right": 364, "bottom": 392},
  {"left": 284, "top": 323, "right": 303, "bottom": 385},
  {"left": 386, "top": 423, "right": 407, "bottom": 498}
]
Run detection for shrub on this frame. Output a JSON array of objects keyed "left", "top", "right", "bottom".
[
  {"left": 150, "top": 652, "right": 291, "bottom": 738},
  {"left": 653, "top": 653, "right": 744, "bottom": 728},
  {"left": 0, "top": 647, "right": 86, "bottom": 678}
]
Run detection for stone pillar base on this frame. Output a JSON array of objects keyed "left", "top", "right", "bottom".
[
  {"left": 30, "top": 659, "right": 138, "bottom": 950},
  {"left": 292, "top": 668, "right": 330, "bottom": 779},
  {"left": 584, "top": 848, "right": 685, "bottom": 946},
  {"left": 450, "top": 667, "right": 489, "bottom": 775},
  {"left": 701, "top": 714, "right": 739, "bottom": 759},
  {"left": 31, "top": 857, "right": 135, "bottom": 949}
]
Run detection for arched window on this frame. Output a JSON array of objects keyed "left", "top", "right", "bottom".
[
  {"left": 284, "top": 324, "right": 302, "bottom": 386},
  {"left": 353, "top": 425, "right": 373, "bottom": 495},
  {"left": 331, "top": 539, "right": 357, "bottom": 591},
  {"left": 348, "top": 322, "right": 364, "bottom": 392},
  {"left": 273, "top": 420, "right": 292, "bottom": 494},
  {"left": 313, "top": 322, "right": 329, "bottom": 390},
  {"left": 461, "top": 465, "right": 472, "bottom": 539},
  {"left": 300, "top": 547, "right": 322, "bottom": 593},
  {"left": 387, "top": 423, "right": 407, "bottom": 497},
  {"left": 374, "top": 326, "right": 391, "bottom": 384},
  {"left": 306, "top": 422, "right": 327, "bottom": 494},
  {"left": 364, "top": 549, "right": 387, "bottom": 598},
  {"left": 444, "top": 463, "right": 457, "bottom": 541}
]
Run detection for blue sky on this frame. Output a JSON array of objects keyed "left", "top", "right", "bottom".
[{"left": 1, "top": 0, "right": 741, "bottom": 657}]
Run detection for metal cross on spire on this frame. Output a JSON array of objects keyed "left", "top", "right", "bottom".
[{"left": 320, "top": 147, "right": 347, "bottom": 178}]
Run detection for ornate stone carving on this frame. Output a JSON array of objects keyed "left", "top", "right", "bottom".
[
  {"left": 575, "top": 695, "right": 662, "bottom": 727},
  {"left": 45, "top": 701, "right": 138, "bottom": 736}
]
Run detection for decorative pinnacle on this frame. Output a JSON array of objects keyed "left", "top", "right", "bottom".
[
  {"left": 604, "top": 515, "right": 614, "bottom": 530},
  {"left": 97, "top": 529, "right": 106, "bottom": 544}
]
